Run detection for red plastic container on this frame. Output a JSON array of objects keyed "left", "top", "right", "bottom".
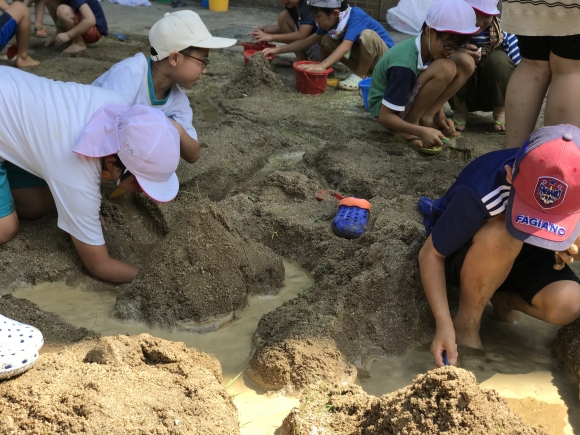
[
  {"left": 244, "top": 50, "right": 276, "bottom": 66},
  {"left": 241, "top": 42, "right": 275, "bottom": 52},
  {"left": 293, "top": 61, "right": 334, "bottom": 95}
]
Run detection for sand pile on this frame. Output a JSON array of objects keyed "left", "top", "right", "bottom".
[
  {"left": 0, "top": 334, "right": 239, "bottom": 435},
  {"left": 222, "top": 52, "right": 285, "bottom": 99},
  {"left": 114, "top": 202, "right": 285, "bottom": 330},
  {"left": 282, "top": 367, "right": 547, "bottom": 435},
  {"left": 555, "top": 317, "right": 580, "bottom": 383}
]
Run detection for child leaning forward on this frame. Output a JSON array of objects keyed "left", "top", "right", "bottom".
[
  {"left": 264, "top": 0, "right": 395, "bottom": 91},
  {"left": 367, "top": 0, "right": 479, "bottom": 154}
]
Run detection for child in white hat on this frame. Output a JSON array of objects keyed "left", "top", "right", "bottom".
[
  {"left": 449, "top": 0, "right": 521, "bottom": 134},
  {"left": 366, "top": 0, "right": 479, "bottom": 154},
  {"left": 93, "top": 11, "right": 236, "bottom": 164}
]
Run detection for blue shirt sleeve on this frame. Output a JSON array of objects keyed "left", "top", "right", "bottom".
[
  {"left": 431, "top": 185, "right": 491, "bottom": 256},
  {"left": 382, "top": 66, "right": 416, "bottom": 112},
  {"left": 502, "top": 32, "right": 521, "bottom": 66}
]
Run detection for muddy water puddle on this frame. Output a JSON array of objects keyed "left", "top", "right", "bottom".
[
  {"left": 13, "top": 260, "right": 311, "bottom": 435},
  {"left": 359, "top": 305, "right": 580, "bottom": 435}
]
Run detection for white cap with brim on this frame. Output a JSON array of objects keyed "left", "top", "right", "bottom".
[
  {"left": 73, "top": 103, "right": 181, "bottom": 203},
  {"left": 425, "top": 0, "right": 480, "bottom": 34},
  {"left": 464, "top": 0, "right": 501, "bottom": 16},
  {"left": 150, "top": 10, "right": 236, "bottom": 61}
]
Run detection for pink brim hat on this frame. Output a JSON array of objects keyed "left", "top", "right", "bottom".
[{"left": 73, "top": 103, "right": 180, "bottom": 203}]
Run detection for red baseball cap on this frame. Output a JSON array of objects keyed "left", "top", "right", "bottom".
[{"left": 506, "top": 124, "right": 580, "bottom": 250}]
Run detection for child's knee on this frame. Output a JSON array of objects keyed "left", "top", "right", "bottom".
[
  {"left": 56, "top": 4, "right": 74, "bottom": 19},
  {"left": 453, "top": 52, "right": 476, "bottom": 75},
  {"left": 0, "top": 212, "right": 18, "bottom": 245},
  {"left": 431, "top": 57, "right": 457, "bottom": 79},
  {"left": 7, "top": 1, "right": 29, "bottom": 22}
]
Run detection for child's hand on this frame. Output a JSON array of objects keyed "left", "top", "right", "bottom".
[
  {"left": 54, "top": 32, "right": 71, "bottom": 46},
  {"left": 246, "top": 27, "right": 265, "bottom": 36},
  {"left": 431, "top": 322, "right": 458, "bottom": 367},
  {"left": 419, "top": 128, "right": 446, "bottom": 149},
  {"left": 554, "top": 237, "right": 580, "bottom": 270},
  {"left": 251, "top": 30, "right": 273, "bottom": 43},
  {"left": 299, "top": 64, "right": 327, "bottom": 72},
  {"left": 459, "top": 44, "right": 481, "bottom": 64},
  {"left": 262, "top": 47, "right": 278, "bottom": 56}
]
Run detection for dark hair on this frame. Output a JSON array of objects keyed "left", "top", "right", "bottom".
[
  {"left": 112, "top": 155, "right": 133, "bottom": 183},
  {"left": 421, "top": 22, "right": 472, "bottom": 47},
  {"left": 150, "top": 46, "right": 201, "bottom": 61},
  {"left": 310, "top": 0, "right": 349, "bottom": 15}
]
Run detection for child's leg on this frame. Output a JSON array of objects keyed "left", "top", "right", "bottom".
[
  {"left": 3, "top": 2, "right": 40, "bottom": 67},
  {"left": 33, "top": 0, "right": 47, "bottom": 35},
  {"left": 339, "top": 30, "right": 387, "bottom": 78},
  {"left": 55, "top": 3, "right": 86, "bottom": 54},
  {"left": 544, "top": 52, "right": 580, "bottom": 131},
  {"left": 278, "top": 11, "right": 308, "bottom": 61},
  {"left": 478, "top": 50, "right": 515, "bottom": 132},
  {"left": 448, "top": 83, "right": 469, "bottom": 131}
]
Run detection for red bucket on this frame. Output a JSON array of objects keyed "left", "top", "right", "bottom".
[
  {"left": 293, "top": 61, "right": 333, "bottom": 95},
  {"left": 241, "top": 42, "right": 275, "bottom": 52},
  {"left": 244, "top": 50, "right": 276, "bottom": 66}
]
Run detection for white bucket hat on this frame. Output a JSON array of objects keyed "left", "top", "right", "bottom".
[
  {"left": 149, "top": 10, "right": 236, "bottom": 61},
  {"left": 425, "top": 0, "right": 480, "bottom": 34}
]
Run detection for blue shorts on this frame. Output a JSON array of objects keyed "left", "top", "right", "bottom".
[
  {"left": 0, "top": 12, "right": 17, "bottom": 52},
  {"left": 0, "top": 162, "right": 48, "bottom": 218}
]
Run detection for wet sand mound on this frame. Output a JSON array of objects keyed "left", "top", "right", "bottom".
[
  {"left": 282, "top": 367, "right": 547, "bottom": 435},
  {"left": 114, "top": 202, "right": 285, "bottom": 330},
  {"left": 0, "top": 334, "right": 238, "bottom": 434},
  {"left": 222, "top": 52, "right": 285, "bottom": 99},
  {"left": 248, "top": 338, "right": 357, "bottom": 390},
  {"left": 555, "top": 317, "right": 580, "bottom": 383}
]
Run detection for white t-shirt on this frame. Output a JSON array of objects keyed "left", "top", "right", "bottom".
[
  {"left": 92, "top": 53, "right": 198, "bottom": 141},
  {"left": 0, "top": 67, "right": 127, "bottom": 246}
]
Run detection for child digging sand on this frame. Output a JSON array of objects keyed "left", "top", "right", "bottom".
[
  {"left": 0, "top": 0, "right": 40, "bottom": 67},
  {"left": 93, "top": 11, "right": 236, "bottom": 164},
  {"left": 367, "top": 0, "right": 478, "bottom": 154},
  {"left": 449, "top": 0, "right": 521, "bottom": 134},
  {"left": 248, "top": 0, "right": 320, "bottom": 62},
  {"left": 264, "top": 0, "right": 395, "bottom": 91},
  {"left": 44, "top": 0, "right": 107, "bottom": 54}
]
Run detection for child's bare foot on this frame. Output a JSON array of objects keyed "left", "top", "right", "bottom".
[
  {"left": 16, "top": 56, "right": 40, "bottom": 68},
  {"left": 490, "top": 292, "right": 521, "bottom": 323},
  {"left": 492, "top": 107, "right": 506, "bottom": 133},
  {"left": 62, "top": 43, "right": 86, "bottom": 55},
  {"left": 453, "top": 315, "right": 484, "bottom": 350}
]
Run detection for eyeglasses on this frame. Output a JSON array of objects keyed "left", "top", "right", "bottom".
[
  {"left": 181, "top": 52, "right": 210, "bottom": 68},
  {"left": 437, "top": 36, "right": 466, "bottom": 51}
]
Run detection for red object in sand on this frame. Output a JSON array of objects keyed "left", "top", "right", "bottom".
[
  {"left": 6, "top": 44, "right": 17, "bottom": 60},
  {"left": 243, "top": 50, "right": 276, "bottom": 66},
  {"left": 241, "top": 42, "right": 275, "bottom": 52},
  {"left": 293, "top": 61, "right": 333, "bottom": 95}
]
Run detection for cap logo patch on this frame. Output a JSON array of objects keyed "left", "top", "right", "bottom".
[
  {"left": 122, "top": 137, "right": 140, "bottom": 160},
  {"left": 535, "top": 176, "right": 567, "bottom": 209}
]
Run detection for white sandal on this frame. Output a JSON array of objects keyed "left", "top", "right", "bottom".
[{"left": 338, "top": 73, "right": 362, "bottom": 91}]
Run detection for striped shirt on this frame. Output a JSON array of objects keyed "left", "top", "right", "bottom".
[
  {"left": 430, "top": 148, "right": 518, "bottom": 256},
  {"left": 471, "top": 30, "right": 521, "bottom": 65}
]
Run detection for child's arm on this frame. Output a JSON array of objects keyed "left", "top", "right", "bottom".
[
  {"left": 72, "top": 237, "right": 138, "bottom": 284},
  {"left": 169, "top": 118, "right": 200, "bottom": 164},
  {"left": 54, "top": 3, "right": 96, "bottom": 46},
  {"left": 301, "top": 39, "right": 353, "bottom": 72},
  {"left": 263, "top": 33, "right": 322, "bottom": 56},
  {"left": 248, "top": 24, "right": 280, "bottom": 36},
  {"left": 252, "top": 24, "right": 314, "bottom": 45},
  {"left": 418, "top": 235, "right": 457, "bottom": 367},
  {"left": 378, "top": 105, "right": 445, "bottom": 148}
]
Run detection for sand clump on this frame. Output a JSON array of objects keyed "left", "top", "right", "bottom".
[
  {"left": 282, "top": 366, "right": 547, "bottom": 435},
  {"left": 114, "top": 202, "right": 285, "bottom": 330},
  {"left": 247, "top": 338, "right": 357, "bottom": 390},
  {"left": 555, "top": 316, "right": 580, "bottom": 383},
  {"left": 0, "top": 334, "right": 239, "bottom": 435},
  {"left": 222, "top": 52, "right": 285, "bottom": 99}
]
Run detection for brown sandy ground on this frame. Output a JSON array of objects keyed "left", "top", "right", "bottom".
[
  {"left": 0, "top": 31, "right": 569, "bottom": 433},
  {"left": 281, "top": 366, "right": 547, "bottom": 435},
  {"left": 0, "top": 334, "right": 239, "bottom": 434}
]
